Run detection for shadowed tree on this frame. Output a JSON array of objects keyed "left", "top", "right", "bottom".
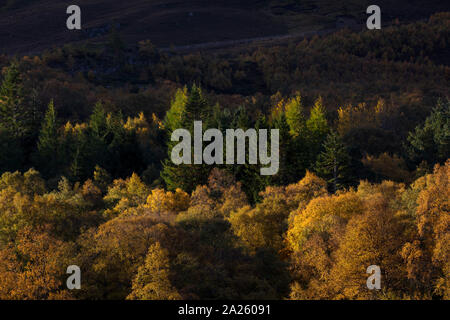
[
  {"left": 0, "top": 63, "right": 29, "bottom": 138},
  {"left": 36, "top": 100, "right": 60, "bottom": 177},
  {"left": 161, "top": 85, "right": 212, "bottom": 193},
  {"left": 406, "top": 98, "right": 450, "bottom": 169},
  {"left": 315, "top": 131, "right": 352, "bottom": 193}
]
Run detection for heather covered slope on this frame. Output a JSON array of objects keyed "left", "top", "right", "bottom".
[{"left": 1, "top": 0, "right": 449, "bottom": 54}]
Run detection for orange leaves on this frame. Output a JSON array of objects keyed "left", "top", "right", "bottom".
[
  {"left": 145, "top": 188, "right": 190, "bottom": 214},
  {"left": 104, "top": 173, "right": 150, "bottom": 210},
  {"left": 412, "top": 161, "right": 450, "bottom": 298},
  {"left": 0, "top": 162, "right": 448, "bottom": 300},
  {"left": 229, "top": 172, "right": 328, "bottom": 253},
  {"left": 285, "top": 162, "right": 450, "bottom": 299},
  {"left": 416, "top": 161, "right": 449, "bottom": 239},
  {"left": 337, "top": 100, "right": 387, "bottom": 136},
  {"left": 286, "top": 191, "right": 363, "bottom": 254},
  {"left": 0, "top": 227, "right": 75, "bottom": 300},
  {"left": 127, "top": 242, "right": 181, "bottom": 300}
]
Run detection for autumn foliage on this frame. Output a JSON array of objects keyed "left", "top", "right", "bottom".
[
  {"left": 0, "top": 13, "right": 448, "bottom": 300},
  {"left": 0, "top": 162, "right": 447, "bottom": 300}
]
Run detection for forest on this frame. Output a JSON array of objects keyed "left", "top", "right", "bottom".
[{"left": 0, "top": 12, "right": 448, "bottom": 300}]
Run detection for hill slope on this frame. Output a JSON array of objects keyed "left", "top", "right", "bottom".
[{"left": 0, "top": 0, "right": 449, "bottom": 55}]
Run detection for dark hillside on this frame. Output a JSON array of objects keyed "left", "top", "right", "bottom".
[{"left": 1, "top": 0, "right": 449, "bottom": 55}]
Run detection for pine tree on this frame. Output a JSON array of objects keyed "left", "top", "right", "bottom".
[
  {"left": 161, "top": 86, "right": 212, "bottom": 193},
  {"left": 63, "top": 123, "right": 89, "bottom": 182},
  {"left": 211, "top": 104, "right": 232, "bottom": 129},
  {"left": 315, "top": 131, "right": 352, "bottom": 193},
  {"left": 0, "top": 64, "right": 29, "bottom": 172},
  {"left": 70, "top": 144, "right": 83, "bottom": 181},
  {"left": 306, "top": 96, "right": 329, "bottom": 167},
  {"left": 181, "top": 84, "right": 210, "bottom": 128},
  {"left": 224, "top": 109, "right": 269, "bottom": 203},
  {"left": 285, "top": 93, "right": 309, "bottom": 181},
  {"left": 406, "top": 98, "right": 449, "bottom": 168},
  {"left": 85, "top": 101, "right": 109, "bottom": 177},
  {"left": 231, "top": 113, "right": 271, "bottom": 203},
  {"left": 89, "top": 101, "right": 108, "bottom": 139},
  {"left": 234, "top": 105, "right": 250, "bottom": 129},
  {"left": 0, "top": 63, "right": 28, "bottom": 138},
  {"left": 271, "top": 111, "right": 292, "bottom": 185},
  {"left": 37, "top": 100, "right": 59, "bottom": 177}
]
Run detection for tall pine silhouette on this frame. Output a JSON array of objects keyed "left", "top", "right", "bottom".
[
  {"left": 315, "top": 131, "right": 352, "bottom": 193},
  {"left": 161, "top": 85, "right": 212, "bottom": 192},
  {"left": 36, "top": 100, "right": 60, "bottom": 177},
  {"left": 0, "top": 63, "right": 29, "bottom": 138},
  {"left": 306, "top": 96, "right": 329, "bottom": 168}
]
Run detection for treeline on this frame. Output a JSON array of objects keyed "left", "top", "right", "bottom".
[
  {"left": 0, "top": 63, "right": 166, "bottom": 185},
  {"left": 1, "top": 63, "right": 448, "bottom": 201},
  {"left": 160, "top": 86, "right": 450, "bottom": 200},
  {"left": 0, "top": 14, "right": 447, "bottom": 176}
]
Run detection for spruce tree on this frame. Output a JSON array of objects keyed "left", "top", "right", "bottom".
[
  {"left": 70, "top": 132, "right": 88, "bottom": 181},
  {"left": 0, "top": 63, "right": 28, "bottom": 172},
  {"left": 161, "top": 86, "right": 212, "bottom": 193},
  {"left": 89, "top": 101, "right": 108, "bottom": 139},
  {"left": 37, "top": 100, "right": 59, "bottom": 177},
  {"left": 235, "top": 105, "right": 250, "bottom": 129},
  {"left": 227, "top": 107, "right": 268, "bottom": 203},
  {"left": 315, "top": 131, "right": 352, "bottom": 193},
  {"left": 0, "top": 63, "right": 28, "bottom": 138},
  {"left": 181, "top": 85, "right": 210, "bottom": 128},
  {"left": 85, "top": 101, "right": 109, "bottom": 176},
  {"left": 406, "top": 98, "right": 449, "bottom": 168},
  {"left": 271, "top": 111, "right": 292, "bottom": 185},
  {"left": 284, "top": 93, "right": 309, "bottom": 181},
  {"left": 306, "top": 96, "right": 329, "bottom": 168}
]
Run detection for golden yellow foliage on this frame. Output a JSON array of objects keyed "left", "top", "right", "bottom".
[
  {"left": 0, "top": 227, "right": 74, "bottom": 300},
  {"left": 287, "top": 191, "right": 363, "bottom": 254},
  {"left": 145, "top": 188, "right": 190, "bottom": 214},
  {"left": 127, "top": 242, "right": 181, "bottom": 300},
  {"left": 329, "top": 193, "right": 410, "bottom": 300},
  {"left": 410, "top": 161, "right": 449, "bottom": 298}
]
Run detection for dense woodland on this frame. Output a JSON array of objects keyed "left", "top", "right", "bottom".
[{"left": 0, "top": 13, "right": 448, "bottom": 300}]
